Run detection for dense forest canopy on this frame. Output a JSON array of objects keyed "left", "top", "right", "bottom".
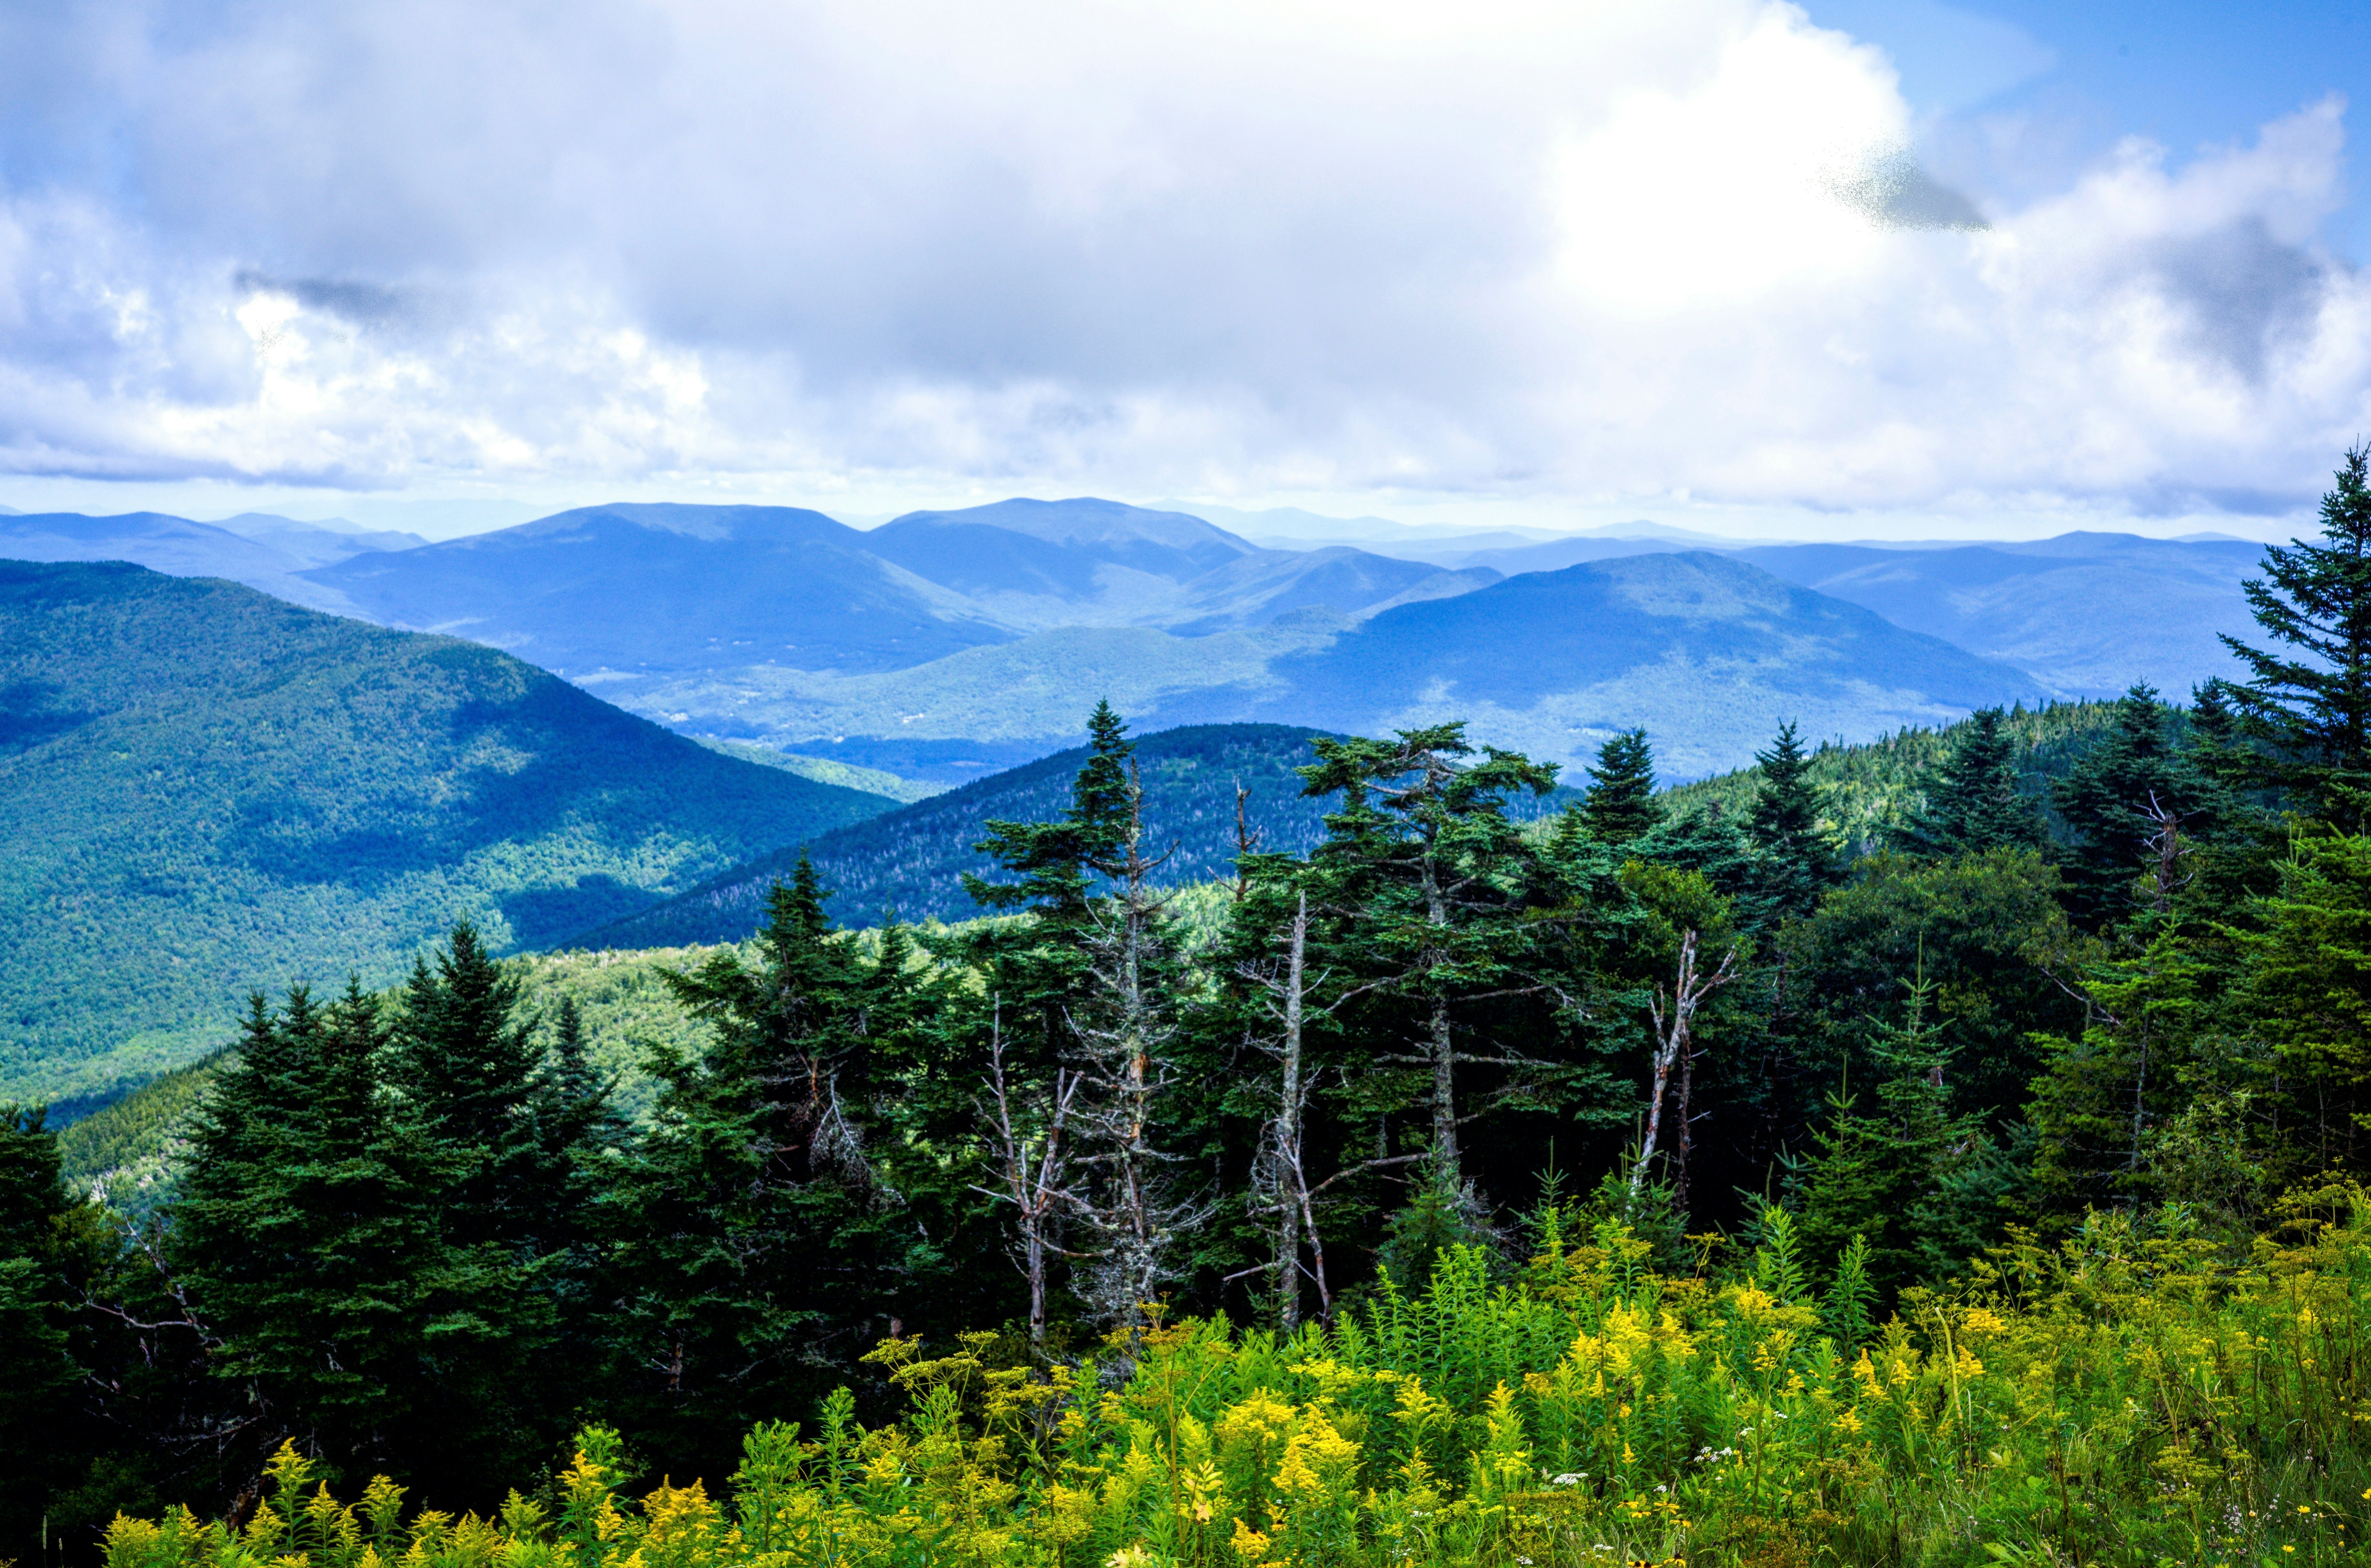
[{"left": 13, "top": 452, "right": 2371, "bottom": 1565}]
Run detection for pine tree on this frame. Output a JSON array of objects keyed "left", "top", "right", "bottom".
[
  {"left": 606, "top": 855, "right": 923, "bottom": 1469},
  {"left": 175, "top": 982, "right": 524, "bottom": 1488},
  {"left": 1746, "top": 721, "right": 1840, "bottom": 918},
  {"left": 0, "top": 1104, "right": 83, "bottom": 1551},
  {"left": 393, "top": 923, "right": 547, "bottom": 1252},
  {"left": 2221, "top": 443, "right": 2371, "bottom": 828},
  {"left": 1296, "top": 724, "right": 1562, "bottom": 1192},
  {"left": 1790, "top": 971, "right": 1991, "bottom": 1296},
  {"left": 1899, "top": 708, "right": 2043, "bottom": 858},
  {"left": 1581, "top": 729, "right": 1661, "bottom": 844},
  {"left": 2049, "top": 685, "right": 2218, "bottom": 930}
]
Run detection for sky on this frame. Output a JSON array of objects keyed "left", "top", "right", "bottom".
[{"left": 0, "top": 0, "right": 2365, "bottom": 542}]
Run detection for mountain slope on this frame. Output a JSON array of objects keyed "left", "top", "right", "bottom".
[
  {"left": 304, "top": 502, "right": 1017, "bottom": 675},
  {"left": 1733, "top": 534, "right": 2261, "bottom": 698},
  {"left": 576, "top": 721, "right": 1578, "bottom": 946},
  {"left": 607, "top": 555, "right": 2048, "bottom": 782},
  {"left": 0, "top": 561, "right": 896, "bottom": 1113},
  {"left": 1235, "top": 551, "right": 2052, "bottom": 777},
  {"left": 0, "top": 510, "right": 374, "bottom": 613}
]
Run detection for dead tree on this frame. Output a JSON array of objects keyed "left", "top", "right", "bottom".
[
  {"left": 2142, "top": 789, "right": 2197, "bottom": 914},
  {"left": 1634, "top": 927, "right": 1737, "bottom": 1198},
  {"left": 974, "top": 1003, "right": 1085, "bottom": 1342},
  {"left": 1232, "top": 777, "right": 1263, "bottom": 902},
  {"left": 1069, "top": 759, "right": 1212, "bottom": 1325}
]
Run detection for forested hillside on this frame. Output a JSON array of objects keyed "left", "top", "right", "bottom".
[
  {"left": 579, "top": 722, "right": 1579, "bottom": 945},
  {"left": 0, "top": 561, "right": 894, "bottom": 1114}
]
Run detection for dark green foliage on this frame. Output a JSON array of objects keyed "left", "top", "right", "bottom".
[
  {"left": 2048, "top": 685, "right": 2223, "bottom": 930},
  {"left": 1897, "top": 707, "right": 2045, "bottom": 858},
  {"left": 1778, "top": 848, "right": 2079, "bottom": 1122},
  {"left": 1581, "top": 729, "right": 1661, "bottom": 844},
  {"left": 1788, "top": 973, "right": 2001, "bottom": 1293},
  {"left": 2222, "top": 444, "right": 2371, "bottom": 829},
  {"left": 1745, "top": 720, "right": 1841, "bottom": 918},
  {"left": 0, "top": 1105, "right": 83, "bottom": 1549},
  {"left": 0, "top": 561, "right": 892, "bottom": 1113},
  {"left": 172, "top": 982, "right": 540, "bottom": 1490},
  {"left": 601, "top": 857, "right": 997, "bottom": 1474},
  {"left": 581, "top": 723, "right": 1580, "bottom": 949}
]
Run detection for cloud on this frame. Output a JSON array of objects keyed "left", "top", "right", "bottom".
[{"left": 0, "top": 0, "right": 2363, "bottom": 517}]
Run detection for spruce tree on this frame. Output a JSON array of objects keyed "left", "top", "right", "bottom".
[
  {"left": 607, "top": 855, "right": 921, "bottom": 1469},
  {"left": 0, "top": 1105, "right": 82, "bottom": 1551},
  {"left": 1296, "top": 724, "right": 1561, "bottom": 1193},
  {"left": 394, "top": 923, "right": 547, "bottom": 1251},
  {"left": 1899, "top": 708, "right": 2043, "bottom": 858},
  {"left": 176, "top": 982, "right": 524, "bottom": 1489},
  {"left": 1790, "top": 972, "right": 1990, "bottom": 1296},
  {"left": 2222, "top": 443, "right": 2371, "bottom": 828},
  {"left": 1581, "top": 729, "right": 1661, "bottom": 844},
  {"left": 2049, "top": 685, "right": 2218, "bottom": 930},
  {"left": 1746, "top": 721, "right": 1840, "bottom": 917}
]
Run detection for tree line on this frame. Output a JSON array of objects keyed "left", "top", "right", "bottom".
[{"left": 9, "top": 448, "right": 2371, "bottom": 1553}]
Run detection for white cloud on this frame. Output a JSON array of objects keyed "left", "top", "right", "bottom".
[{"left": 0, "top": 0, "right": 2362, "bottom": 522}]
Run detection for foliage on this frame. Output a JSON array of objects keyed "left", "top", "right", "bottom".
[
  {"left": 95, "top": 1197, "right": 2371, "bottom": 1568},
  {"left": 1666, "top": 701, "right": 2128, "bottom": 859},
  {"left": 2221, "top": 442, "right": 2371, "bottom": 829}
]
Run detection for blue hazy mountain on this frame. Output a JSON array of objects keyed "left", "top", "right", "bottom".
[
  {"left": 1222, "top": 551, "right": 2052, "bottom": 777},
  {"left": 0, "top": 509, "right": 400, "bottom": 613},
  {"left": 1730, "top": 534, "right": 2262, "bottom": 698},
  {"left": 305, "top": 501, "right": 1020, "bottom": 675}
]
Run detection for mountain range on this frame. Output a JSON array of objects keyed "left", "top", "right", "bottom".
[
  {"left": 4, "top": 494, "right": 2271, "bottom": 787},
  {"left": 0, "top": 560, "right": 894, "bottom": 1114}
]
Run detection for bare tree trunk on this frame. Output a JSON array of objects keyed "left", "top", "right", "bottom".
[
  {"left": 2144, "top": 790, "right": 2192, "bottom": 914},
  {"left": 1233, "top": 778, "right": 1262, "bottom": 902},
  {"left": 1672, "top": 1017, "right": 1700, "bottom": 1210},
  {"left": 1419, "top": 853, "right": 1459, "bottom": 1179},
  {"left": 1273, "top": 892, "right": 1308, "bottom": 1333},
  {"left": 1634, "top": 929, "right": 1736, "bottom": 1196},
  {"left": 978, "top": 1006, "right": 1082, "bottom": 1342},
  {"left": 1071, "top": 760, "right": 1207, "bottom": 1325}
]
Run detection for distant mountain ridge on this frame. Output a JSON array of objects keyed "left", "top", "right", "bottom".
[
  {"left": 7, "top": 493, "right": 2267, "bottom": 784},
  {"left": 0, "top": 560, "right": 896, "bottom": 1114},
  {"left": 0, "top": 509, "right": 418, "bottom": 615}
]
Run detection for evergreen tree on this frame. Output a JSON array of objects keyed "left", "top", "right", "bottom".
[
  {"left": 959, "top": 699, "right": 1138, "bottom": 1069},
  {"left": 1790, "top": 971, "right": 1993, "bottom": 1296},
  {"left": 1745, "top": 721, "right": 1840, "bottom": 918},
  {"left": 606, "top": 857, "right": 947, "bottom": 1472},
  {"left": 2049, "top": 685, "right": 2219, "bottom": 930},
  {"left": 1581, "top": 729, "right": 1661, "bottom": 844},
  {"left": 1898, "top": 708, "right": 2043, "bottom": 858},
  {"left": 393, "top": 923, "right": 548, "bottom": 1252},
  {"left": 2222, "top": 443, "right": 2371, "bottom": 828},
  {"left": 175, "top": 982, "right": 524, "bottom": 1491},
  {"left": 0, "top": 1104, "right": 84, "bottom": 1552},
  {"left": 1296, "top": 725, "right": 1562, "bottom": 1193}
]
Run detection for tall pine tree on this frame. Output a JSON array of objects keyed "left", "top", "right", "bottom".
[
  {"left": 1581, "top": 729, "right": 1661, "bottom": 844},
  {"left": 2222, "top": 443, "right": 2371, "bottom": 829},
  {"left": 1746, "top": 721, "right": 1840, "bottom": 919}
]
